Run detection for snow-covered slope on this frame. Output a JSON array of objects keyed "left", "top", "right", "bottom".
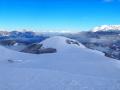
[
  {"left": 0, "top": 36, "right": 120, "bottom": 90},
  {"left": 21, "top": 36, "right": 87, "bottom": 54},
  {"left": 39, "top": 36, "right": 86, "bottom": 52},
  {"left": 92, "top": 25, "right": 120, "bottom": 32}
]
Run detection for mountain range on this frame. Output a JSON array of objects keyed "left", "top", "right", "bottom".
[
  {"left": 92, "top": 25, "right": 120, "bottom": 32},
  {"left": 0, "top": 25, "right": 120, "bottom": 60}
]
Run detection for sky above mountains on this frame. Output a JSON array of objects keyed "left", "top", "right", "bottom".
[{"left": 0, "top": 0, "right": 120, "bottom": 31}]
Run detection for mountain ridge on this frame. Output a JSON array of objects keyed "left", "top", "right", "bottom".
[{"left": 92, "top": 25, "right": 120, "bottom": 32}]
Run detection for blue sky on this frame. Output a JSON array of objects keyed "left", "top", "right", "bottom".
[{"left": 0, "top": 0, "right": 120, "bottom": 31}]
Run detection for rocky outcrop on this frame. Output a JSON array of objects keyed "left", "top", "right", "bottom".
[
  {"left": 21, "top": 43, "right": 57, "bottom": 54},
  {"left": 0, "top": 40, "right": 17, "bottom": 46},
  {"left": 66, "top": 39, "right": 80, "bottom": 46}
]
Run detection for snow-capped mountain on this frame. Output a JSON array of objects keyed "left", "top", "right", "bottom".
[
  {"left": 21, "top": 36, "right": 86, "bottom": 54},
  {"left": 0, "top": 28, "right": 120, "bottom": 60},
  {"left": 92, "top": 25, "right": 120, "bottom": 32},
  {"left": 0, "top": 36, "right": 120, "bottom": 90},
  {"left": 0, "top": 31, "right": 10, "bottom": 36},
  {"left": 39, "top": 36, "right": 85, "bottom": 51}
]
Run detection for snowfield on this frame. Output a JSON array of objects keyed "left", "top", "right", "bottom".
[{"left": 0, "top": 36, "right": 120, "bottom": 90}]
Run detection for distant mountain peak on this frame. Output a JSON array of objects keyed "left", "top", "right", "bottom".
[
  {"left": 21, "top": 36, "right": 86, "bottom": 54},
  {"left": 92, "top": 25, "right": 120, "bottom": 32},
  {"left": 39, "top": 36, "right": 85, "bottom": 51}
]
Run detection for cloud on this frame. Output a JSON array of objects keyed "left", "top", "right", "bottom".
[
  {"left": 103, "top": 0, "right": 114, "bottom": 3},
  {"left": 103, "top": 0, "right": 120, "bottom": 3}
]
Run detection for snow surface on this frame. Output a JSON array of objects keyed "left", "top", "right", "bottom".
[
  {"left": 40, "top": 36, "right": 86, "bottom": 52},
  {"left": 0, "top": 36, "right": 120, "bottom": 90}
]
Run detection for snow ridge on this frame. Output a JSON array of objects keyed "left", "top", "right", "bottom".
[{"left": 92, "top": 25, "right": 120, "bottom": 32}]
